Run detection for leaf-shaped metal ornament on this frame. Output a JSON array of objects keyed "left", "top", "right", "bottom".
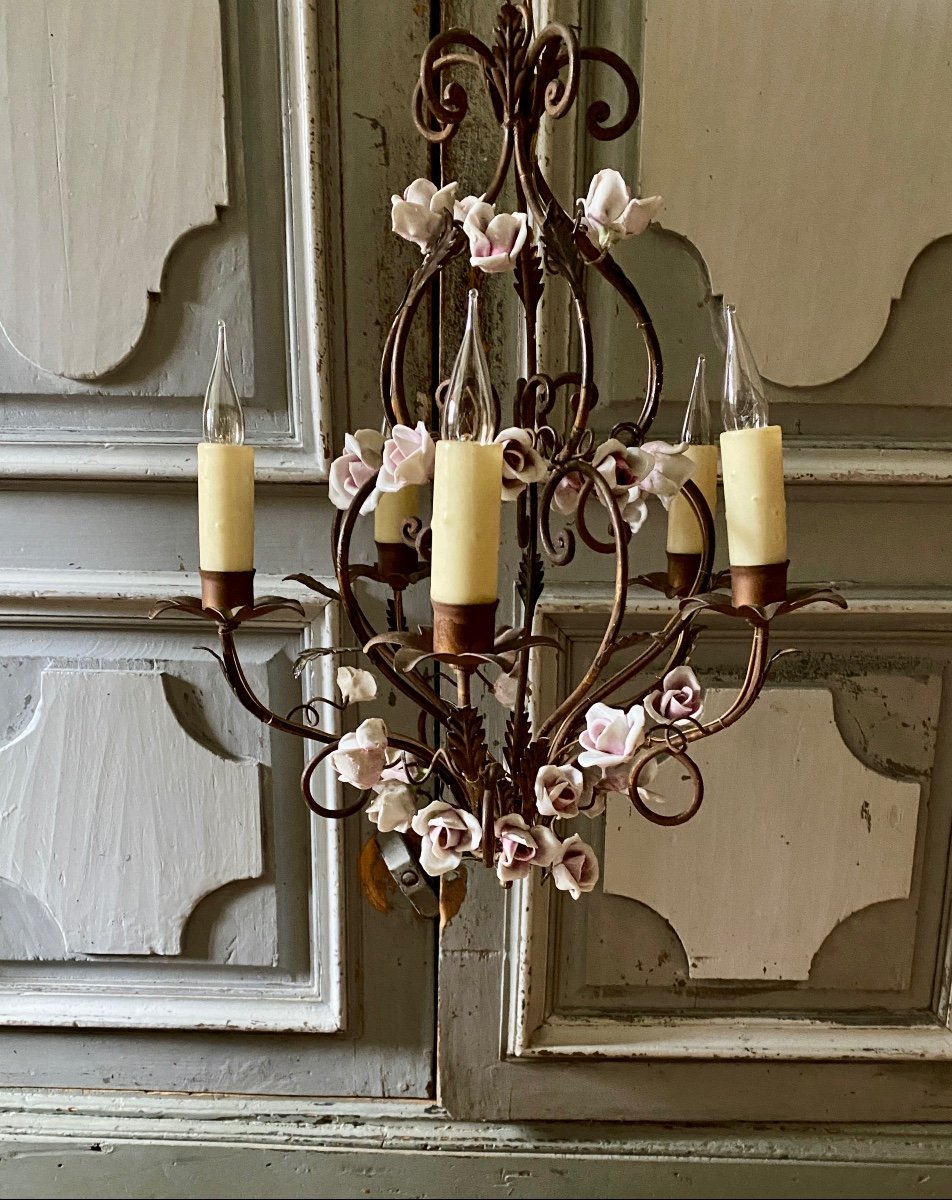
[{"left": 283, "top": 573, "right": 340, "bottom": 602}]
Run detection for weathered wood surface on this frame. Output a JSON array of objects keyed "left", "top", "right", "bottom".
[{"left": 0, "top": 0, "right": 227, "bottom": 380}]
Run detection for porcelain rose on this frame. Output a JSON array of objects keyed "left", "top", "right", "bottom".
[
  {"left": 577, "top": 702, "right": 647, "bottom": 772},
  {"left": 553, "top": 470, "right": 584, "bottom": 516},
  {"left": 494, "top": 814, "right": 560, "bottom": 884},
  {"left": 377, "top": 421, "right": 435, "bottom": 492},
  {"left": 645, "top": 666, "right": 704, "bottom": 725},
  {"left": 412, "top": 800, "right": 482, "bottom": 876},
  {"left": 495, "top": 427, "right": 548, "bottom": 500},
  {"left": 492, "top": 668, "right": 520, "bottom": 709},
  {"left": 336, "top": 666, "right": 377, "bottom": 706},
  {"left": 366, "top": 779, "right": 417, "bottom": 833},
  {"left": 638, "top": 441, "right": 695, "bottom": 507},
  {"left": 463, "top": 201, "right": 529, "bottom": 273},
  {"left": 549, "top": 833, "right": 600, "bottom": 899},
  {"left": 328, "top": 429, "right": 384, "bottom": 514},
  {"left": 331, "top": 717, "right": 388, "bottom": 790},
  {"left": 391, "top": 178, "right": 458, "bottom": 252},
  {"left": 580, "top": 169, "right": 662, "bottom": 251},
  {"left": 534, "top": 764, "right": 592, "bottom": 820},
  {"left": 593, "top": 439, "right": 650, "bottom": 533}
]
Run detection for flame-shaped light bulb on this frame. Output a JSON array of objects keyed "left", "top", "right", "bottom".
[
  {"left": 722, "top": 303, "right": 768, "bottom": 431},
  {"left": 682, "top": 353, "right": 713, "bottom": 445},
  {"left": 441, "top": 289, "right": 495, "bottom": 443},
  {"left": 203, "top": 320, "right": 245, "bottom": 445}
]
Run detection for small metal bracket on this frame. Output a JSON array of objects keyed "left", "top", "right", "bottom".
[{"left": 376, "top": 831, "right": 439, "bottom": 919}]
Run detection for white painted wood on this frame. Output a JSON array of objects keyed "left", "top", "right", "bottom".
[
  {"left": 0, "top": 669, "right": 262, "bottom": 956},
  {"left": 602, "top": 688, "right": 921, "bottom": 980},
  {"left": 0, "top": 0, "right": 227, "bottom": 380},
  {"left": 0, "top": 569, "right": 345, "bottom": 1032},
  {"left": 639, "top": 0, "right": 952, "bottom": 385}
]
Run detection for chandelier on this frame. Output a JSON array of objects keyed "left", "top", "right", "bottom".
[{"left": 154, "top": 3, "right": 844, "bottom": 905}]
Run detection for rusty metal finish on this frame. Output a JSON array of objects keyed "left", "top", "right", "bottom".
[
  {"left": 199, "top": 569, "right": 255, "bottom": 611},
  {"left": 152, "top": 3, "right": 846, "bottom": 870}
]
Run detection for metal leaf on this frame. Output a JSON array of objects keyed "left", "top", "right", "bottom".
[{"left": 283, "top": 573, "right": 340, "bottom": 602}]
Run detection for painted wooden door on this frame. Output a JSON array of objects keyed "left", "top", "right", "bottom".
[
  {"left": 437, "top": 0, "right": 952, "bottom": 1121},
  {"left": 0, "top": 0, "right": 437, "bottom": 1097}
]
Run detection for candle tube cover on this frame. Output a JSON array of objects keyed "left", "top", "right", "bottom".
[{"left": 667, "top": 354, "right": 718, "bottom": 562}]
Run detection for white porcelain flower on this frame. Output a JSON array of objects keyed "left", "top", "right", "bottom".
[
  {"left": 412, "top": 800, "right": 482, "bottom": 876},
  {"left": 494, "top": 814, "right": 560, "bottom": 883},
  {"left": 330, "top": 717, "right": 389, "bottom": 790},
  {"left": 553, "top": 470, "right": 584, "bottom": 516},
  {"left": 549, "top": 832, "right": 600, "bottom": 899},
  {"left": 380, "top": 750, "right": 420, "bottom": 786},
  {"left": 454, "top": 193, "right": 483, "bottom": 223},
  {"left": 328, "top": 429, "right": 384, "bottom": 514},
  {"left": 638, "top": 441, "right": 696, "bottom": 508},
  {"left": 463, "top": 201, "right": 529, "bottom": 273},
  {"left": 495, "top": 426, "right": 548, "bottom": 500},
  {"left": 336, "top": 666, "right": 377, "bottom": 706},
  {"left": 366, "top": 779, "right": 417, "bottom": 833},
  {"left": 577, "top": 702, "right": 647, "bottom": 771},
  {"left": 645, "top": 665, "right": 704, "bottom": 725},
  {"left": 592, "top": 439, "right": 651, "bottom": 533},
  {"left": 580, "top": 169, "right": 662, "bottom": 251},
  {"left": 377, "top": 421, "right": 436, "bottom": 492},
  {"left": 391, "top": 178, "right": 458, "bottom": 252},
  {"left": 534, "top": 764, "right": 592, "bottom": 820}
]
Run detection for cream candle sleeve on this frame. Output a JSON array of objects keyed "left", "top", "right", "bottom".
[
  {"left": 430, "top": 441, "right": 503, "bottom": 605},
  {"left": 198, "top": 442, "right": 255, "bottom": 571},
  {"left": 666, "top": 444, "right": 718, "bottom": 555},
  {"left": 719, "top": 425, "right": 787, "bottom": 565},
  {"left": 374, "top": 486, "right": 419, "bottom": 545}
]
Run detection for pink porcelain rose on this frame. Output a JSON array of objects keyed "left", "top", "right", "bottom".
[
  {"left": 365, "top": 780, "right": 416, "bottom": 834},
  {"left": 412, "top": 800, "right": 482, "bottom": 876},
  {"left": 463, "top": 201, "right": 529, "bottom": 273},
  {"left": 534, "top": 764, "right": 592, "bottom": 820},
  {"left": 577, "top": 702, "right": 647, "bottom": 772},
  {"left": 330, "top": 717, "right": 388, "bottom": 790},
  {"left": 553, "top": 470, "right": 584, "bottom": 516},
  {"left": 495, "top": 426, "right": 548, "bottom": 500},
  {"left": 645, "top": 665, "right": 704, "bottom": 725},
  {"left": 580, "top": 168, "right": 662, "bottom": 252},
  {"left": 377, "top": 421, "right": 435, "bottom": 492},
  {"left": 549, "top": 832, "right": 600, "bottom": 899},
  {"left": 328, "top": 428, "right": 384, "bottom": 514},
  {"left": 592, "top": 439, "right": 650, "bottom": 533},
  {"left": 494, "top": 814, "right": 560, "bottom": 884},
  {"left": 391, "top": 178, "right": 458, "bottom": 252}
]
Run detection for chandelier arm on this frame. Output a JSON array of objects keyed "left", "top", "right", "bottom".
[
  {"left": 334, "top": 485, "right": 453, "bottom": 726},
  {"left": 216, "top": 625, "right": 336, "bottom": 744},
  {"left": 624, "top": 623, "right": 770, "bottom": 825},
  {"left": 523, "top": 21, "right": 581, "bottom": 125},
  {"left": 382, "top": 224, "right": 467, "bottom": 429},
  {"left": 535, "top": 461, "right": 628, "bottom": 742},
  {"left": 577, "top": 46, "right": 641, "bottom": 142}
]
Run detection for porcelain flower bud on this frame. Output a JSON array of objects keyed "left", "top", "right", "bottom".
[
  {"left": 494, "top": 815, "right": 560, "bottom": 884},
  {"left": 379, "top": 750, "right": 420, "bottom": 787},
  {"left": 365, "top": 780, "right": 417, "bottom": 833},
  {"left": 463, "top": 201, "right": 529, "bottom": 273},
  {"left": 331, "top": 717, "right": 389, "bottom": 790},
  {"left": 553, "top": 470, "right": 584, "bottom": 516},
  {"left": 377, "top": 421, "right": 435, "bottom": 492},
  {"left": 580, "top": 168, "right": 662, "bottom": 251},
  {"left": 593, "top": 439, "right": 650, "bottom": 533},
  {"left": 336, "top": 666, "right": 377, "bottom": 706},
  {"left": 577, "top": 702, "right": 647, "bottom": 771},
  {"left": 645, "top": 666, "right": 704, "bottom": 725},
  {"left": 391, "top": 178, "right": 458, "bottom": 252},
  {"left": 454, "top": 193, "right": 483, "bottom": 223},
  {"left": 493, "top": 668, "right": 520, "bottom": 710},
  {"left": 328, "top": 428, "right": 384, "bottom": 514},
  {"left": 638, "top": 441, "right": 696, "bottom": 509},
  {"left": 534, "top": 764, "right": 592, "bottom": 820},
  {"left": 495, "top": 426, "right": 548, "bottom": 500},
  {"left": 549, "top": 833, "right": 600, "bottom": 899},
  {"left": 412, "top": 800, "right": 482, "bottom": 876}
]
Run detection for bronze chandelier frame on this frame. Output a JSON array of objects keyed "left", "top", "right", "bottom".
[{"left": 154, "top": 2, "right": 844, "bottom": 869}]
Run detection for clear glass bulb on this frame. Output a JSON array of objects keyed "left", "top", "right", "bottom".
[
  {"left": 441, "top": 288, "right": 495, "bottom": 444},
  {"left": 682, "top": 354, "right": 713, "bottom": 445},
  {"left": 722, "top": 303, "right": 768, "bottom": 431},
  {"left": 203, "top": 320, "right": 245, "bottom": 445}
]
